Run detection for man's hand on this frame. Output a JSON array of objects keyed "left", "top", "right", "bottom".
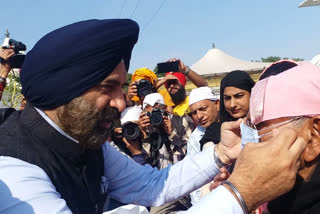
[
  {"left": 167, "top": 58, "right": 188, "bottom": 75},
  {"left": 0, "top": 48, "right": 14, "bottom": 78},
  {"left": 128, "top": 81, "right": 138, "bottom": 99},
  {"left": 0, "top": 48, "right": 15, "bottom": 61},
  {"left": 209, "top": 167, "right": 230, "bottom": 191},
  {"left": 227, "top": 127, "right": 307, "bottom": 212},
  {"left": 123, "top": 138, "right": 142, "bottom": 155},
  {"left": 215, "top": 119, "right": 243, "bottom": 165},
  {"left": 139, "top": 112, "right": 150, "bottom": 137},
  {"left": 163, "top": 115, "right": 172, "bottom": 135}
]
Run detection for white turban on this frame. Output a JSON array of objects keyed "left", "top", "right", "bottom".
[
  {"left": 142, "top": 93, "right": 165, "bottom": 109},
  {"left": 120, "top": 106, "right": 142, "bottom": 125},
  {"left": 189, "top": 86, "right": 218, "bottom": 106}
]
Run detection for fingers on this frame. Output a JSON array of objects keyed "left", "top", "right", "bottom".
[
  {"left": 209, "top": 182, "right": 220, "bottom": 191},
  {"left": 289, "top": 136, "right": 307, "bottom": 161},
  {"left": 222, "top": 119, "right": 242, "bottom": 132},
  {"left": 271, "top": 127, "right": 298, "bottom": 149}
]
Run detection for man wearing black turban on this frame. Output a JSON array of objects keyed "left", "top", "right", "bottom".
[{"left": 0, "top": 19, "right": 307, "bottom": 214}]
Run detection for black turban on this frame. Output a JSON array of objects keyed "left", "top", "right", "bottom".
[
  {"left": 219, "top": 70, "right": 255, "bottom": 122},
  {"left": 21, "top": 19, "right": 139, "bottom": 109}
]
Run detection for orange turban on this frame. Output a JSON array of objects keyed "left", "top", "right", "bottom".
[{"left": 131, "top": 68, "right": 157, "bottom": 102}]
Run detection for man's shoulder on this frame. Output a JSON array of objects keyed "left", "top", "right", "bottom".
[{"left": 0, "top": 156, "right": 71, "bottom": 213}]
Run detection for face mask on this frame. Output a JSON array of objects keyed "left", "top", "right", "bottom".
[
  {"left": 240, "top": 122, "right": 259, "bottom": 148},
  {"left": 240, "top": 117, "right": 302, "bottom": 148}
]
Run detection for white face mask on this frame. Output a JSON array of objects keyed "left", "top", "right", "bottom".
[
  {"left": 240, "top": 122, "right": 259, "bottom": 148},
  {"left": 240, "top": 117, "right": 302, "bottom": 148}
]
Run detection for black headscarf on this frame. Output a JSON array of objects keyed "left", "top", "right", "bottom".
[{"left": 219, "top": 70, "right": 255, "bottom": 122}]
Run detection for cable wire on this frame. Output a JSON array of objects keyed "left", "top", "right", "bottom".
[
  {"left": 130, "top": 0, "right": 143, "bottom": 18},
  {"left": 140, "top": 0, "right": 168, "bottom": 35},
  {"left": 118, "top": 0, "right": 128, "bottom": 18}
]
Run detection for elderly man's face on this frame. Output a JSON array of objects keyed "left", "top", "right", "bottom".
[
  {"left": 256, "top": 116, "right": 320, "bottom": 180},
  {"left": 190, "top": 99, "right": 220, "bottom": 128},
  {"left": 56, "top": 61, "right": 127, "bottom": 149}
]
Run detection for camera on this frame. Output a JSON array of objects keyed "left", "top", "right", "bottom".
[
  {"left": 147, "top": 108, "right": 168, "bottom": 127},
  {"left": 122, "top": 122, "right": 141, "bottom": 141},
  {"left": 157, "top": 61, "right": 179, "bottom": 73},
  {"left": 136, "top": 79, "right": 153, "bottom": 97},
  {"left": 1, "top": 38, "right": 26, "bottom": 69}
]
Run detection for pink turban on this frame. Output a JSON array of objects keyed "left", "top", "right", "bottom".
[{"left": 250, "top": 62, "right": 320, "bottom": 125}]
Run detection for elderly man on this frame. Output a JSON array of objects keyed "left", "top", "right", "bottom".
[
  {"left": 211, "top": 62, "right": 320, "bottom": 214},
  {"left": 187, "top": 86, "right": 220, "bottom": 205},
  {"left": 0, "top": 19, "right": 308, "bottom": 214},
  {"left": 247, "top": 62, "right": 320, "bottom": 214}
]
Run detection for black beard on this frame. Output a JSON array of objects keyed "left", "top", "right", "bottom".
[
  {"left": 57, "top": 97, "right": 120, "bottom": 150},
  {"left": 170, "top": 87, "right": 186, "bottom": 105}
]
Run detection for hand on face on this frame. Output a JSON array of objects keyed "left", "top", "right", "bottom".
[
  {"left": 227, "top": 127, "right": 307, "bottom": 212},
  {"left": 216, "top": 119, "right": 243, "bottom": 165}
]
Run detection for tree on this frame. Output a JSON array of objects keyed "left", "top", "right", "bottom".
[
  {"left": 261, "top": 56, "right": 304, "bottom": 63},
  {"left": 261, "top": 56, "right": 281, "bottom": 62},
  {"left": 1, "top": 70, "right": 23, "bottom": 108}
]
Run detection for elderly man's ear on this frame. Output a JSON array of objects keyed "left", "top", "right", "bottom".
[{"left": 303, "top": 116, "right": 320, "bottom": 163}]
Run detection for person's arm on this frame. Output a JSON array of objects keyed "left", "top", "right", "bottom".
[
  {"left": 103, "top": 141, "right": 220, "bottom": 207},
  {"left": 167, "top": 58, "right": 208, "bottom": 87},
  {"left": 185, "top": 127, "right": 307, "bottom": 213},
  {"left": 0, "top": 156, "right": 72, "bottom": 214}
]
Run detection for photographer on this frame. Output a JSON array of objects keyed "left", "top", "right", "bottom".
[
  {"left": 139, "top": 93, "right": 172, "bottom": 169},
  {"left": 111, "top": 105, "right": 147, "bottom": 165},
  {"left": 128, "top": 67, "right": 158, "bottom": 106},
  {"left": 0, "top": 48, "right": 15, "bottom": 101},
  {"left": 157, "top": 58, "right": 208, "bottom": 117}
]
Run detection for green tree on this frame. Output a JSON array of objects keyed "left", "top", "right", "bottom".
[
  {"left": 261, "top": 56, "right": 304, "bottom": 62},
  {"left": 261, "top": 56, "right": 281, "bottom": 62},
  {"left": 2, "top": 70, "right": 23, "bottom": 108}
]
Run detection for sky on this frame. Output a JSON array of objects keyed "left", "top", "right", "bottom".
[{"left": 0, "top": 0, "right": 319, "bottom": 73}]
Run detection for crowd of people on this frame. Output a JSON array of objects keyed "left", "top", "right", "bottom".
[{"left": 0, "top": 18, "right": 320, "bottom": 214}]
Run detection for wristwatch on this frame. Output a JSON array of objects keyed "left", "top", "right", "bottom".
[{"left": 184, "top": 66, "right": 190, "bottom": 77}]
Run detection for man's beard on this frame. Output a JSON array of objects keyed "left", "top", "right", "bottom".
[
  {"left": 170, "top": 87, "right": 186, "bottom": 105},
  {"left": 56, "top": 97, "right": 120, "bottom": 150}
]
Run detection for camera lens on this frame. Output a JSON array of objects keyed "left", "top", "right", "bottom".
[
  {"left": 122, "top": 123, "right": 141, "bottom": 141},
  {"left": 150, "top": 111, "right": 163, "bottom": 126},
  {"left": 137, "top": 80, "right": 153, "bottom": 97}
]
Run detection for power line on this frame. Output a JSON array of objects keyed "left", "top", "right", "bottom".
[
  {"left": 118, "top": 0, "right": 128, "bottom": 18},
  {"left": 130, "top": 0, "right": 143, "bottom": 18},
  {"left": 140, "top": 0, "right": 168, "bottom": 35}
]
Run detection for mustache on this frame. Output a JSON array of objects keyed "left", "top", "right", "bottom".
[{"left": 102, "top": 107, "right": 121, "bottom": 121}]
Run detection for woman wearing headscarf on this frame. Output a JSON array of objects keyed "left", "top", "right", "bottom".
[{"left": 199, "top": 70, "right": 255, "bottom": 148}]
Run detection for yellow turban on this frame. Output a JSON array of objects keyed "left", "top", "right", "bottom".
[{"left": 131, "top": 68, "right": 158, "bottom": 102}]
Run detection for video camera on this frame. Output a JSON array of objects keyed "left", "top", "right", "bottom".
[
  {"left": 136, "top": 79, "right": 153, "bottom": 97},
  {"left": 122, "top": 122, "right": 141, "bottom": 141},
  {"left": 1, "top": 38, "right": 26, "bottom": 69},
  {"left": 147, "top": 108, "right": 168, "bottom": 127}
]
